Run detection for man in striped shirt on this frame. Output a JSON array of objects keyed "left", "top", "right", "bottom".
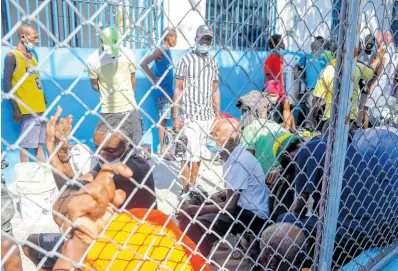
[{"left": 173, "top": 25, "right": 221, "bottom": 193}]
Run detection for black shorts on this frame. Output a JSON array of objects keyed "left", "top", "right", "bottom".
[{"left": 37, "top": 233, "right": 64, "bottom": 269}]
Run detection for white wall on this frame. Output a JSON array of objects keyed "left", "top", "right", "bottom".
[
  {"left": 358, "top": 0, "right": 394, "bottom": 40},
  {"left": 271, "top": 0, "right": 394, "bottom": 52},
  {"left": 163, "top": 0, "right": 206, "bottom": 50}
]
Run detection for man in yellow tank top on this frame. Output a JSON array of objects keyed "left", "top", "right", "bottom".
[{"left": 3, "top": 24, "right": 47, "bottom": 162}]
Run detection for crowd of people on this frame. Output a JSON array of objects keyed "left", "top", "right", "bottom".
[{"left": 2, "top": 22, "right": 398, "bottom": 271}]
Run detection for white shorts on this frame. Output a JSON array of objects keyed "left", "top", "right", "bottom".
[{"left": 182, "top": 118, "right": 215, "bottom": 162}]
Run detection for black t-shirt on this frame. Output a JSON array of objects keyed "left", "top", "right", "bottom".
[{"left": 93, "top": 155, "right": 157, "bottom": 210}]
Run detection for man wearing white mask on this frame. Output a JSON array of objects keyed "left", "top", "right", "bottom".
[
  {"left": 173, "top": 25, "right": 221, "bottom": 193},
  {"left": 87, "top": 26, "right": 142, "bottom": 146}
]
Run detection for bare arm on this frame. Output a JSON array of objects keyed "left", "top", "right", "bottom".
[
  {"left": 212, "top": 82, "right": 220, "bottom": 118},
  {"left": 172, "top": 79, "right": 184, "bottom": 131},
  {"left": 195, "top": 190, "right": 240, "bottom": 215},
  {"left": 140, "top": 48, "right": 163, "bottom": 83},
  {"left": 291, "top": 192, "right": 309, "bottom": 217},
  {"left": 4, "top": 53, "right": 22, "bottom": 122},
  {"left": 131, "top": 73, "right": 136, "bottom": 92},
  {"left": 264, "top": 74, "right": 270, "bottom": 85},
  {"left": 90, "top": 78, "right": 100, "bottom": 92}
]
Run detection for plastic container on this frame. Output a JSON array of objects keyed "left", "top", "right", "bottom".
[{"left": 15, "top": 163, "right": 56, "bottom": 227}]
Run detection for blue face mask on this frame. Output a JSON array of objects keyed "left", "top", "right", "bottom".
[
  {"left": 206, "top": 139, "right": 222, "bottom": 153},
  {"left": 196, "top": 43, "right": 211, "bottom": 54},
  {"left": 24, "top": 39, "right": 36, "bottom": 52}
]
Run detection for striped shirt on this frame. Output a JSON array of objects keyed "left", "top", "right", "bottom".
[{"left": 175, "top": 51, "right": 219, "bottom": 121}]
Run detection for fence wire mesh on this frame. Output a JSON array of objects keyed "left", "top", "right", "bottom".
[{"left": 1, "top": 0, "right": 398, "bottom": 271}]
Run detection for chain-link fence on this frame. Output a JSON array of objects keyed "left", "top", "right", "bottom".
[{"left": 1, "top": 0, "right": 398, "bottom": 270}]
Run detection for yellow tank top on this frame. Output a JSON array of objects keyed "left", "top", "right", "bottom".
[{"left": 11, "top": 50, "right": 46, "bottom": 115}]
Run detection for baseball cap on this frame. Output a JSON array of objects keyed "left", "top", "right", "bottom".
[
  {"left": 236, "top": 90, "right": 272, "bottom": 127},
  {"left": 100, "top": 26, "right": 122, "bottom": 56},
  {"left": 196, "top": 25, "right": 214, "bottom": 41}
]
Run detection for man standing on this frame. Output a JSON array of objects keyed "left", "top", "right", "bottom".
[
  {"left": 87, "top": 26, "right": 142, "bottom": 146},
  {"left": 3, "top": 24, "right": 47, "bottom": 162},
  {"left": 141, "top": 28, "right": 177, "bottom": 157},
  {"left": 173, "top": 25, "right": 220, "bottom": 193},
  {"left": 264, "top": 34, "right": 296, "bottom": 131}
]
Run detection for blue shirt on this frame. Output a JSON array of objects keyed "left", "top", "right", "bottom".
[
  {"left": 224, "top": 145, "right": 270, "bottom": 219},
  {"left": 294, "top": 129, "right": 398, "bottom": 237},
  {"left": 153, "top": 45, "right": 174, "bottom": 98},
  {"left": 298, "top": 54, "right": 327, "bottom": 89}
]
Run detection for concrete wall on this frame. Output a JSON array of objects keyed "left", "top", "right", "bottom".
[{"left": 1, "top": 46, "right": 266, "bottom": 183}]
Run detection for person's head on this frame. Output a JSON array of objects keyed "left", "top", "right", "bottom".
[
  {"left": 315, "top": 36, "right": 325, "bottom": 45},
  {"left": 311, "top": 40, "right": 323, "bottom": 57},
  {"left": 237, "top": 90, "right": 272, "bottom": 128},
  {"left": 163, "top": 27, "right": 177, "bottom": 48},
  {"left": 195, "top": 25, "right": 213, "bottom": 54},
  {"left": 260, "top": 223, "right": 307, "bottom": 271},
  {"left": 17, "top": 24, "right": 38, "bottom": 51},
  {"left": 325, "top": 39, "right": 338, "bottom": 53},
  {"left": 93, "top": 113, "right": 138, "bottom": 163},
  {"left": 364, "top": 34, "right": 376, "bottom": 51},
  {"left": 277, "top": 136, "right": 302, "bottom": 179},
  {"left": 100, "top": 26, "right": 122, "bottom": 57},
  {"left": 268, "top": 34, "right": 285, "bottom": 51},
  {"left": 206, "top": 118, "right": 241, "bottom": 158}
]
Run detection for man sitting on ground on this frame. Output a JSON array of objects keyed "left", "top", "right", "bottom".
[
  {"left": 259, "top": 222, "right": 307, "bottom": 271},
  {"left": 278, "top": 126, "right": 398, "bottom": 269},
  {"left": 178, "top": 118, "right": 271, "bottom": 258},
  {"left": 237, "top": 90, "right": 302, "bottom": 218}
]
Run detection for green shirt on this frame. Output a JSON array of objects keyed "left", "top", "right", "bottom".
[
  {"left": 87, "top": 47, "right": 137, "bottom": 113},
  {"left": 321, "top": 50, "right": 334, "bottom": 63},
  {"left": 240, "top": 119, "right": 291, "bottom": 175}
]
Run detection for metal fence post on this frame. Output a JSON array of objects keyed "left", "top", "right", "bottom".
[{"left": 317, "top": 0, "right": 362, "bottom": 270}]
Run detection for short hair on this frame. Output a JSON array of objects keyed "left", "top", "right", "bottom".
[
  {"left": 17, "top": 23, "right": 36, "bottom": 38},
  {"left": 94, "top": 113, "right": 139, "bottom": 148},
  {"left": 163, "top": 27, "right": 177, "bottom": 41},
  {"left": 311, "top": 40, "right": 322, "bottom": 53},
  {"left": 260, "top": 223, "right": 307, "bottom": 271},
  {"left": 365, "top": 34, "right": 375, "bottom": 45},
  {"left": 325, "top": 39, "right": 338, "bottom": 53},
  {"left": 315, "top": 36, "right": 325, "bottom": 45},
  {"left": 268, "top": 34, "right": 283, "bottom": 49}
]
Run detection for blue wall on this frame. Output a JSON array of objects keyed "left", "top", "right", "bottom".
[{"left": 1, "top": 46, "right": 266, "bottom": 182}]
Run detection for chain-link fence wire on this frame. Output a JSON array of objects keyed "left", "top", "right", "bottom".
[{"left": 1, "top": 0, "right": 398, "bottom": 270}]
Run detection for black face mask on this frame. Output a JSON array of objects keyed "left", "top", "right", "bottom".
[{"left": 365, "top": 43, "right": 374, "bottom": 51}]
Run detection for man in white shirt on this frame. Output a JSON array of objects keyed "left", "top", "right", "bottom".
[
  {"left": 87, "top": 26, "right": 142, "bottom": 146},
  {"left": 178, "top": 118, "right": 270, "bottom": 257}
]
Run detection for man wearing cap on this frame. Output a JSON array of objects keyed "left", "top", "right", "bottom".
[
  {"left": 173, "top": 25, "right": 220, "bottom": 193},
  {"left": 87, "top": 26, "right": 142, "bottom": 146}
]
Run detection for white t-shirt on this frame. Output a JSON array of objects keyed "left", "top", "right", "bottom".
[{"left": 223, "top": 145, "right": 270, "bottom": 219}]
